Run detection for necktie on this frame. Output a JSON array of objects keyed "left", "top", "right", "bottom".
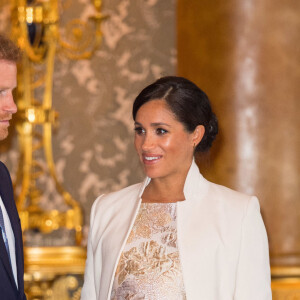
[{"left": 0, "top": 205, "right": 12, "bottom": 266}]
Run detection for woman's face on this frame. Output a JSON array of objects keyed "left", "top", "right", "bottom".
[{"left": 134, "top": 99, "right": 202, "bottom": 182}]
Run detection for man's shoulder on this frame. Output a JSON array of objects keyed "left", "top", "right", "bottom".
[
  {"left": 0, "top": 160, "right": 8, "bottom": 170},
  {"left": 0, "top": 161, "right": 9, "bottom": 176},
  {"left": 0, "top": 161, "right": 14, "bottom": 193},
  {"left": 0, "top": 161, "right": 11, "bottom": 177}
]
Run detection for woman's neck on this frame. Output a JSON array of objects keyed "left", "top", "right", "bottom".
[{"left": 142, "top": 175, "right": 186, "bottom": 203}]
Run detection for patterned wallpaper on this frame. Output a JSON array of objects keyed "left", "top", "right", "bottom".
[{"left": 0, "top": 0, "right": 176, "bottom": 245}]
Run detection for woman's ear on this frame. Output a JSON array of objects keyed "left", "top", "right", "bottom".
[{"left": 192, "top": 125, "right": 205, "bottom": 147}]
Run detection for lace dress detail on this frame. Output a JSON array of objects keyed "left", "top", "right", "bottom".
[{"left": 110, "top": 202, "right": 186, "bottom": 300}]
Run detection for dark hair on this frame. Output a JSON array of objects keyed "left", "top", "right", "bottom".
[
  {"left": 132, "top": 76, "right": 218, "bottom": 152},
  {"left": 0, "top": 34, "right": 21, "bottom": 62}
]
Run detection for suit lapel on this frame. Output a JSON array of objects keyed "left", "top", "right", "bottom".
[
  {"left": 0, "top": 230, "right": 16, "bottom": 283},
  {"left": 0, "top": 162, "right": 23, "bottom": 292}
]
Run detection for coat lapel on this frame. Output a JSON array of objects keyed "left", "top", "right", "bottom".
[
  {"left": 0, "top": 162, "right": 23, "bottom": 292},
  {"left": 0, "top": 228, "right": 16, "bottom": 284}
]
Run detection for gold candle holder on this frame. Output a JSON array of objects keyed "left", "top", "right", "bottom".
[{"left": 11, "top": 0, "right": 107, "bottom": 246}]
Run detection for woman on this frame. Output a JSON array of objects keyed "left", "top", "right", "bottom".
[{"left": 81, "top": 76, "right": 271, "bottom": 300}]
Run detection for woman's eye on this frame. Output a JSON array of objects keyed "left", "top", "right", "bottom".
[
  {"left": 156, "top": 128, "right": 168, "bottom": 135},
  {"left": 134, "top": 127, "right": 145, "bottom": 135}
]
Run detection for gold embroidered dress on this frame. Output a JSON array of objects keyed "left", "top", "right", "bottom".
[{"left": 110, "top": 202, "right": 187, "bottom": 300}]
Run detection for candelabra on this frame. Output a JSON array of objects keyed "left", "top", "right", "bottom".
[{"left": 9, "top": 0, "right": 107, "bottom": 298}]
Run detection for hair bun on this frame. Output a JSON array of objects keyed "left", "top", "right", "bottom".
[
  {"left": 208, "top": 114, "right": 218, "bottom": 135},
  {"left": 196, "top": 113, "right": 218, "bottom": 152}
]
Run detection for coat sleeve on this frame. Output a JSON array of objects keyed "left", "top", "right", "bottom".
[
  {"left": 234, "top": 196, "right": 272, "bottom": 300},
  {"left": 80, "top": 199, "right": 99, "bottom": 300}
]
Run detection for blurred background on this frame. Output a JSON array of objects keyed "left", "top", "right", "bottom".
[{"left": 0, "top": 0, "right": 299, "bottom": 299}]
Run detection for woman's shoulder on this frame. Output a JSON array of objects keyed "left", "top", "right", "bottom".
[
  {"left": 205, "top": 180, "right": 260, "bottom": 215},
  {"left": 88, "top": 181, "right": 145, "bottom": 230},
  {"left": 188, "top": 161, "right": 257, "bottom": 210},
  {"left": 91, "top": 181, "right": 144, "bottom": 213},
  {"left": 208, "top": 181, "right": 251, "bottom": 200}
]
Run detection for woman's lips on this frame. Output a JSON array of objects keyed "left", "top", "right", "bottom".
[{"left": 142, "top": 154, "right": 162, "bottom": 164}]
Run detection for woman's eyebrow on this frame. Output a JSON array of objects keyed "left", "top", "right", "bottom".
[
  {"left": 134, "top": 121, "right": 171, "bottom": 127},
  {"left": 150, "top": 122, "right": 171, "bottom": 127}
]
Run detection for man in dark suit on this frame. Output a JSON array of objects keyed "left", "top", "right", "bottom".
[{"left": 0, "top": 34, "right": 26, "bottom": 299}]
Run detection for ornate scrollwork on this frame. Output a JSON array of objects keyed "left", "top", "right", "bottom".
[
  {"left": 272, "top": 267, "right": 300, "bottom": 300},
  {"left": 24, "top": 247, "right": 86, "bottom": 299},
  {"left": 10, "top": 0, "right": 107, "bottom": 246}
]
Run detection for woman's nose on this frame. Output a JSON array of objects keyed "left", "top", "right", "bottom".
[{"left": 141, "top": 134, "right": 155, "bottom": 151}]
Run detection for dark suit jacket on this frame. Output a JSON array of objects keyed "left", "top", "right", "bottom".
[{"left": 0, "top": 161, "right": 26, "bottom": 300}]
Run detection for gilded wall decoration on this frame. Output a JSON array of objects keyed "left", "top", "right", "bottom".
[{"left": 0, "top": 0, "right": 176, "bottom": 245}]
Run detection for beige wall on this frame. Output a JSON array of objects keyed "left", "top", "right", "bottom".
[
  {"left": 0, "top": 0, "right": 176, "bottom": 244},
  {"left": 178, "top": 0, "right": 300, "bottom": 267}
]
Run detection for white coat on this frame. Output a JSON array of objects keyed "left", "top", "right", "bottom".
[{"left": 81, "top": 161, "right": 272, "bottom": 300}]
